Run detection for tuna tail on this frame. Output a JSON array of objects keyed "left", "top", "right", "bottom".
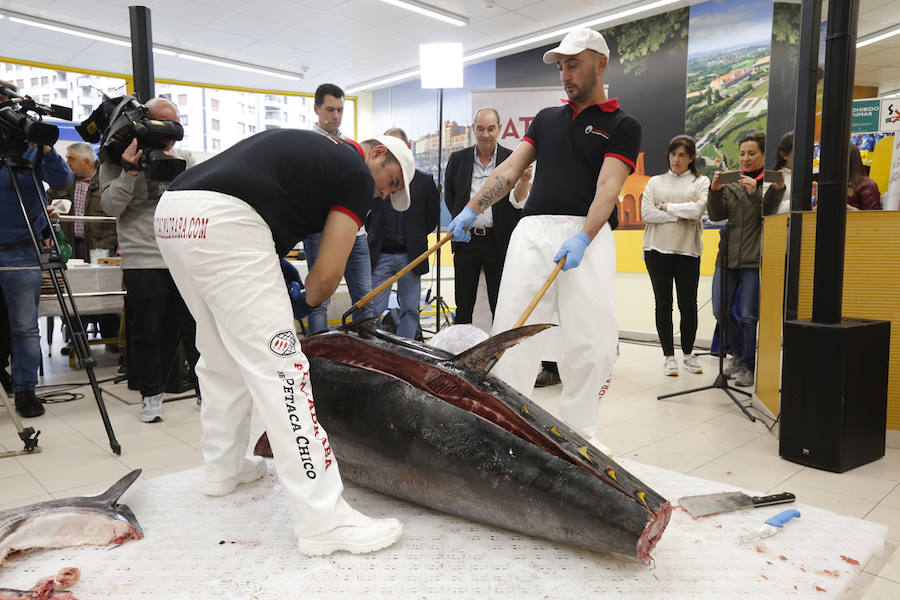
[
  {"left": 451, "top": 324, "right": 555, "bottom": 374},
  {"left": 93, "top": 469, "right": 142, "bottom": 507}
]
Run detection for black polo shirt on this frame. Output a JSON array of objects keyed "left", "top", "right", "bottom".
[
  {"left": 522, "top": 98, "right": 641, "bottom": 229},
  {"left": 169, "top": 129, "right": 371, "bottom": 255}
]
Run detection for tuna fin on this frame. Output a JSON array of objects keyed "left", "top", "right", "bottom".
[
  {"left": 452, "top": 324, "right": 555, "bottom": 373},
  {"left": 93, "top": 469, "right": 142, "bottom": 506},
  {"left": 341, "top": 316, "right": 381, "bottom": 333}
]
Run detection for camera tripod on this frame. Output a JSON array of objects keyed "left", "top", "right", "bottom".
[
  {"left": 657, "top": 227, "right": 755, "bottom": 422},
  {"left": 420, "top": 237, "right": 455, "bottom": 334},
  {"left": 1, "top": 151, "right": 121, "bottom": 455}
]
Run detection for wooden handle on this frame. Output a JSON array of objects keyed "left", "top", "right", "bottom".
[
  {"left": 354, "top": 233, "right": 454, "bottom": 311},
  {"left": 512, "top": 257, "right": 565, "bottom": 328}
]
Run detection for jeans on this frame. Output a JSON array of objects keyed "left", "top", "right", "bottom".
[
  {"left": 371, "top": 252, "right": 421, "bottom": 339},
  {"left": 711, "top": 265, "right": 760, "bottom": 371},
  {"left": 0, "top": 246, "right": 42, "bottom": 391},
  {"left": 303, "top": 233, "right": 373, "bottom": 333}
]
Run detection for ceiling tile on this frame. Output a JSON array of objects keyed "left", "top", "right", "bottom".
[
  {"left": 207, "top": 13, "right": 290, "bottom": 39},
  {"left": 516, "top": 0, "right": 599, "bottom": 26},
  {"left": 329, "top": 0, "right": 415, "bottom": 27}
]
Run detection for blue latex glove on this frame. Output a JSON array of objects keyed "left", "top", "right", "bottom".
[
  {"left": 288, "top": 283, "right": 315, "bottom": 320},
  {"left": 280, "top": 258, "right": 303, "bottom": 290},
  {"left": 553, "top": 232, "right": 591, "bottom": 271},
  {"left": 447, "top": 206, "right": 478, "bottom": 243}
]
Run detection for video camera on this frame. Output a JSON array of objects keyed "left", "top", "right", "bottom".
[
  {"left": 0, "top": 86, "right": 73, "bottom": 157},
  {"left": 77, "top": 94, "right": 185, "bottom": 181}
]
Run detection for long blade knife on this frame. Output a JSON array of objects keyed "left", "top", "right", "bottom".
[{"left": 679, "top": 491, "right": 795, "bottom": 518}]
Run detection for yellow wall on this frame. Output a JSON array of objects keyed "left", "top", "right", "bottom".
[
  {"left": 758, "top": 211, "right": 900, "bottom": 429},
  {"left": 757, "top": 213, "right": 788, "bottom": 415},
  {"left": 613, "top": 229, "right": 721, "bottom": 276}
]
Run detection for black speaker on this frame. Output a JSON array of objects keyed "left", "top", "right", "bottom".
[{"left": 779, "top": 318, "right": 890, "bottom": 472}]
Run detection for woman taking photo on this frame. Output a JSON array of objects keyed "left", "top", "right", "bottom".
[
  {"left": 707, "top": 131, "right": 785, "bottom": 388},
  {"left": 641, "top": 135, "right": 709, "bottom": 377}
]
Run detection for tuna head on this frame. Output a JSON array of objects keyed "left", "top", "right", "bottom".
[{"left": 0, "top": 469, "right": 144, "bottom": 565}]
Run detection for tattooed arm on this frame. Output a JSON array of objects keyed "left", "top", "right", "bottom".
[{"left": 466, "top": 141, "right": 537, "bottom": 214}]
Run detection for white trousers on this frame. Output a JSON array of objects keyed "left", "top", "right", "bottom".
[
  {"left": 491, "top": 215, "right": 617, "bottom": 438},
  {"left": 155, "top": 190, "right": 350, "bottom": 538}
]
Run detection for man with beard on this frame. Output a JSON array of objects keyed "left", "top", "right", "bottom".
[{"left": 446, "top": 28, "right": 641, "bottom": 453}]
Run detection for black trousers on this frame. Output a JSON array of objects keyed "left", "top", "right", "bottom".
[
  {"left": 122, "top": 268, "right": 199, "bottom": 397},
  {"left": 452, "top": 230, "right": 504, "bottom": 324},
  {"left": 645, "top": 250, "right": 700, "bottom": 357}
]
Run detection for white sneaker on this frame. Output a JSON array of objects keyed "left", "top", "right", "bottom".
[
  {"left": 139, "top": 393, "right": 164, "bottom": 423},
  {"left": 586, "top": 436, "right": 612, "bottom": 456},
  {"left": 683, "top": 354, "right": 703, "bottom": 374},
  {"left": 297, "top": 509, "right": 403, "bottom": 556},
  {"left": 663, "top": 357, "right": 678, "bottom": 377},
  {"left": 204, "top": 456, "right": 267, "bottom": 496}
]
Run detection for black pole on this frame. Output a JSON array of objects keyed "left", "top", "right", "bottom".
[
  {"left": 811, "top": 0, "right": 858, "bottom": 324},
  {"left": 785, "top": 0, "right": 822, "bottom": 322},
  {"left": 129, "top": 6, "right": 155, "bottom": 102},
  {"left": 435, "top": 88, "right": 444, "bottom": 332},
  {"left": 790, "top": 0, "right": 822, "bottom": 213}
]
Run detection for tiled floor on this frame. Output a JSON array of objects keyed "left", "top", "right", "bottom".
[{"left": 1, "top": 331, "right": 899, "bottom": 598}]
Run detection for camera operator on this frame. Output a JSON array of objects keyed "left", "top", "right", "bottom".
[
  {"left": 47, "top": 142, "right": 120, "bottom": 351},
  {"left": 0, "top": 80, "right": 73, "bottom": 418},
  {"left": 99, "top": 97, "right": 198, "bottom": 424}
]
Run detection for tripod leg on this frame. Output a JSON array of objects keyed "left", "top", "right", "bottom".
[{"left": 49, "top": 265, "right": 121, "bottom": 454}]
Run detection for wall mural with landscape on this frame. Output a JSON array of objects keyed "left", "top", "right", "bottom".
[{"left": 685, "top": 0, "right": 774, "bottom": 178}]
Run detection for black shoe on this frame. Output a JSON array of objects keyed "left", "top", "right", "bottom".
[
  {"left": 0, "top": 368, "right": 12, "bottom": 395},
  {"left": 535, "top": 367, "right": 561, "bottom": 388},
  {"left": 15, "top": 390, "right": 45, "bottom": 418}
]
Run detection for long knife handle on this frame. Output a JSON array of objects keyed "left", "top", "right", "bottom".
[{"left": 750, "top": 492, "right": 796, "bottom": 507}]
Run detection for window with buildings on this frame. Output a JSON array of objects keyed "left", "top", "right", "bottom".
[
  {"left": 181, "top": 114, "right": 189, "bottom": 126},
  {"left": 210, "top": 98, "right": 220, "bottom": 110},
  {"left": 211, "top": 119, "right": 220, "bottom": 131},
  {"left": 211, "top": 139, "right": 220, "bottom": 150},
  {"left": 178, "top": 94, "right": 188, "bottom": 106},
  {"left": 30, "top": 77, "right": 38, "bottom": 86},
  {"left": 40, "top": 76, "right": 49, "bottom": 85}
]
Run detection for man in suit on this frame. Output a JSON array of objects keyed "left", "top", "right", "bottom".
[
  {"left": 367, "top": 128, "right": 440, "bottom": 339},
  {"left": 444, "top": 107, "right": 532, "bottom": 325}
]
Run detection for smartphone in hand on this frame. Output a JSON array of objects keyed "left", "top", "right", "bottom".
[
  {"left": 718, "top": 171, "right": 741, "bottom": 185},
  {"left": 763, "top": 170, "right": 782, "bottom": 183}
]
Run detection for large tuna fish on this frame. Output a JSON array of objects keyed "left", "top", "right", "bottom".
[
  {"left": 0, "top": 470, "right": 143, "bottom": 565},
  {"left": 256, "top": 324, "right": 671, "bottom": 564}
]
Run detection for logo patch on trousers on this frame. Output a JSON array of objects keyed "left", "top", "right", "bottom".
[{"left": 268, "top": 330, "right": 297, "bottom": 356}]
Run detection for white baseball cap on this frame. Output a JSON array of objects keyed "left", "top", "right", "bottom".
[
  {"left": 374, "top": 134, "right": 415, "bottom": 212},
  {"left": 543, "top": 28, "right": 610, "bottom": 64}
]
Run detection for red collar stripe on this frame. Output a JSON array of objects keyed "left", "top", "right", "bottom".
[
  {"left": 330, "top": 205, "right": 362, "bottom": 229},
  {"left": 564, "top": 97, "right": 620, "bottom": 119},
  {"left": 341, "top": 138, "right": 365, "bottom": 159}
]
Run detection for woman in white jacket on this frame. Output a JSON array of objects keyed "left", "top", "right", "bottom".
[{"left": 641, "top": 135, "right": 710, "bottom": 376}]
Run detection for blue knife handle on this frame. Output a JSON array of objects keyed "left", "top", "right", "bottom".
[{"left": 765, "top": 509, "right": 801, "bottom": 528}]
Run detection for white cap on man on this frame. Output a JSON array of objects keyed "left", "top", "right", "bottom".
[
  {"left": 374, "top": 134, "right": 415, "bottom": 212},
  {"left": 543, "top": 28, "right": 610, "bottom": 64}
]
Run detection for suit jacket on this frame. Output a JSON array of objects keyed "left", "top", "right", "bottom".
[
  {"left": 47, "top": 169, "right": 118, "bottom": 252},
  {"left": 367, "top": 169, "right": 440, "bottom": 277},
  {"left": 444, "top": 144, "right": 521, "bottom": 257}
]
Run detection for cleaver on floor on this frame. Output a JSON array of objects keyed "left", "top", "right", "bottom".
[{"left": 679, "top": 491, "right": 796, "bottom": 518}]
